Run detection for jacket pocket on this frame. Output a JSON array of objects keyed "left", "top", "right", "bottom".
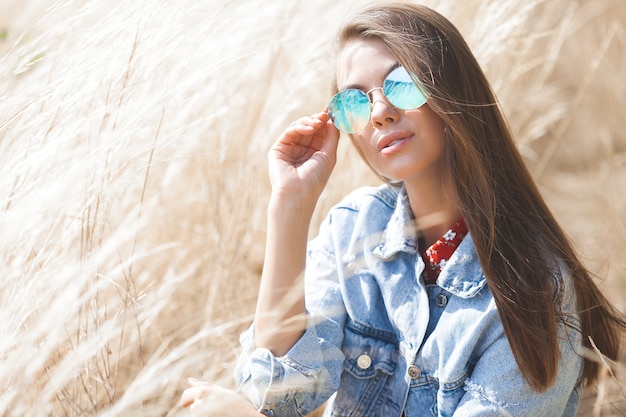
[
  {"left": 332, "top": 319, "right": 399, "bottom": 417},
  {"left": 435, "top": 370, "right": 470, "bottom": 417}
]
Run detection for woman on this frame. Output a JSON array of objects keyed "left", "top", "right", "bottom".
[{"left": 182, "top": 3, "right": 624, "bottom": 416}]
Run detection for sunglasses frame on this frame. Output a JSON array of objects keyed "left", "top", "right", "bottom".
[{"left": 328, "top": 66, "right": 429, "bottom": 134}]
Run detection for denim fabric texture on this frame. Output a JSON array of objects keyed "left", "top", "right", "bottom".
[{"left": 235, "top": 184, "right": 583, "bottom": 417}]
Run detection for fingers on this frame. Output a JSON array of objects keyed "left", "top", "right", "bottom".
[
  {"left": 181, "top": 387, "right": 208, "bottom": 408},
  {"left": 180, "top": 378, "right": 211, "bottom": 408},
  {"left": 283, "top": 111, "right": 334, "bottom": 142},
  {"left": 180, "top": 387, "right": 202, "bottom": 408},
  {"left": 181, "top": 380, "right": 260, "bottom": 416},
  {"left": 289, "top": 111, "right": 329, "bottom": 127}
]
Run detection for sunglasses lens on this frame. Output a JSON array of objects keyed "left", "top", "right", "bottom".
[
  {"left": 383, "top": 66, "right": 428, "bottom": 110},
  {"left": 328, "top": 89, "right": 370, "bottom": 134},
  {"left": 328, "top": 67, "right": 428, "bottom": 134}
]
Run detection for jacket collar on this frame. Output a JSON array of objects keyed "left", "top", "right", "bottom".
[
  {"left": 372, "top": 186, "right": 418, "bottom": 258},
  {"left": 437, "top": 234, "right": 487, "bottom": 298},
  {"left": 372, "top": 185, "right": 487, "bottom": 298}
]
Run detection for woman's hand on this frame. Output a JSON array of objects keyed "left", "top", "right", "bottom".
[
  {"left": 180, "top": 378, "right": 262, "bottom": 416},
  {"left": 268, "top": 111, "right": 340, "bottom": 207}
]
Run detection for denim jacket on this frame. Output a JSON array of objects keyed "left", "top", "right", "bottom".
[{"left": 235, "top": 184, "right": 583, "bottom": 417}]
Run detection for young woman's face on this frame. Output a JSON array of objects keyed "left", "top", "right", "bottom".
[{"left": 336, "top": 38, "right": 446, "bottom": 184}]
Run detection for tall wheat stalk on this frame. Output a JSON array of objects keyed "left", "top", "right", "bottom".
[{"left": 0, "top": 0, "right": 624, "bottom": 415}]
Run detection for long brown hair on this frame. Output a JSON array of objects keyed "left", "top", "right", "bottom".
[{"left": 336, "top": 3, "right": 625, "bottom": 391}]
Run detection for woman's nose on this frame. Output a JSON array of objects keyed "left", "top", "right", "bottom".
[{"left": 369, "top": 89, "right": 399, "bottom": 129}]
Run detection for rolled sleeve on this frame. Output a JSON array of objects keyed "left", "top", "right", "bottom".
[{"left": 235, "top": 315, "right": 345, "bottom": 416}]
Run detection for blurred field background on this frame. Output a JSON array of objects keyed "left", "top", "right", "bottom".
[{"left": 0, "top": 0, "right": 624, "bottom": 415}]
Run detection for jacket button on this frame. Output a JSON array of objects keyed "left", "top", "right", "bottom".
[
  {"left": 407, "top": 365, "right": 421, "bottom": 379},
  {"left": 357, "top": 354, "right": 372, "bottom": 369},
  {"left": 436, "top": 293, "right": 448, "bottom": 307}
]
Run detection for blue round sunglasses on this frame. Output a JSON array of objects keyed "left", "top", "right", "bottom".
[{"left": 328, "top": 66, "right": 429, "bottom": 134}]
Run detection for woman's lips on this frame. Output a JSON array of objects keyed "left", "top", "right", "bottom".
[{"left": 377, "top": 132, "right": 413, "bottom": 153}]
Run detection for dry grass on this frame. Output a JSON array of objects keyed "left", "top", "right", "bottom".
[{"left": 0, "top": 0, "right": 624, "bottom": 415}]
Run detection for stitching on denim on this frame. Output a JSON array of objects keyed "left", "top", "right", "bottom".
[
  {"left": 440, "top": 368, "right": 471, "bottom": 391},
  {"left": 278, "top": 356, "right": 321, "bottom": 380},
  {"left": 346, "top": 317, "right": 399, "bottom": 345}
]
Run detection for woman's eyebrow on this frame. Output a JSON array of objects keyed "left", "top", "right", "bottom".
[{"left": 340, "top": 62, "right": 401, "bottom": 91}]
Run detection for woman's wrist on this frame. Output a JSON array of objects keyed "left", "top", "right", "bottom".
[{"left": 267, "top": 192, "right": 318, "bottom": 222}]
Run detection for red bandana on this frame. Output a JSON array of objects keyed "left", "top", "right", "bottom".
[{"left": 420, "top": 218, "right": 468, "bottom": 285}]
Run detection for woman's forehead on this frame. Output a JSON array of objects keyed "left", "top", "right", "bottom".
[{"left": 336, "top": 38, "right": 398, "bottom": 90}]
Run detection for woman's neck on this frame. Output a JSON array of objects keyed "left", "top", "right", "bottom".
[{"left": 404, "top": 177, "right": 462, "bottom": 247}]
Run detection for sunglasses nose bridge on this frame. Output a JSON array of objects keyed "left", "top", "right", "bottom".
[
  {"left": 365, "top": 86, "right": 384, "bottom": 104},
  {"left": 367, "top": 86, "right": 398, "bottom": 114}
]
